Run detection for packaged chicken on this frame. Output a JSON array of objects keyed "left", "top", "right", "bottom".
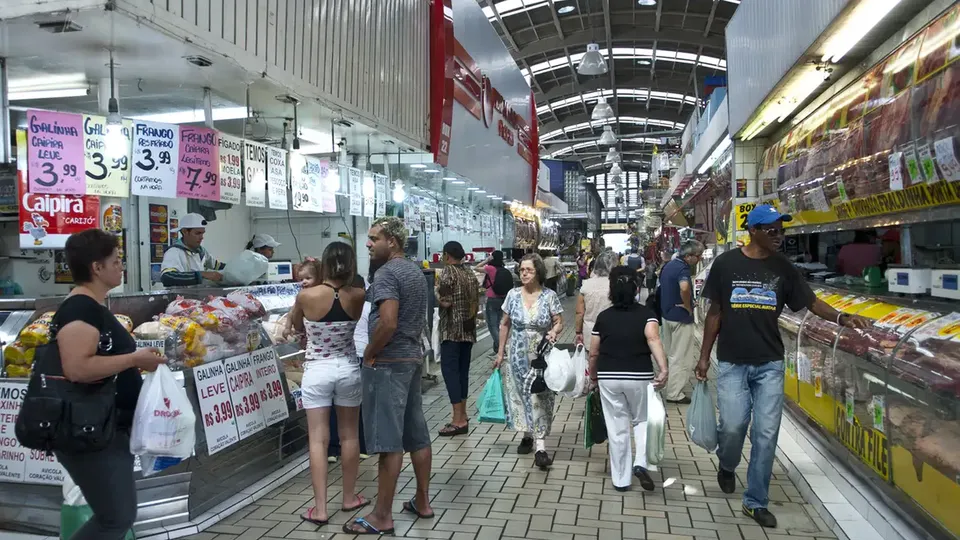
[
  {"left": 35, "top": 312, "right": 55, "bottom": 325},
  {"left": 226, "top": 291, "right": 265, "bottom": 318},
  {"left": 133, "top": 321, "right": 167, "bottom": 341},
  {"left": 18, "top": 322, "right": 51, "bottom": 348},
  {"left": 157, "top": 314, "right": 207, "bottom": 357},
  {"left": 114, "top": 314, "right": 134, "bottom": 334},
  {"left": 3, "top": 341, "right": 35, "bottom": 366},
  {"left": 165, "top": 296, "right": 203, "bottom": 317},
  {"left": 207, "top": 296, "right": 250, "bottom": 323},
  {"left": 5, "top": 365, "right": 30, "bottom": 378}
]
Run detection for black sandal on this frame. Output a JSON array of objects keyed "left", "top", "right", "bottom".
[
  {"left": 534, "top": 450, "right": 553, "bottom": 470},
  {"left": 438, "top": 423, "right": 468, "bottom": 437},
  {"left": 634, "top": 466, "right": 655, "bottom": 491},
  {"left": 343, "top": 517, "right": 395, "bottom": 535},
  {"left": 517, "top": 436, "right": 534, "bottom": 455}
]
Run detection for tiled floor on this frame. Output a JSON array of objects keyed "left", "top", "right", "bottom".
[{"left": 184, "top": 295, "right": 842, "bottom": 540}]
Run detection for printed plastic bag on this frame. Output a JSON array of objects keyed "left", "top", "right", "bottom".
[
  {"left": 544, "top": 347, "right": 574, "bottom": 392},
  {"left": 61, "top": 473, "right": 135, "bottom": 540},
  {"left": 222, "top": 250, "right": 269, "bottom": 286},
  {"left": 646, "top": 384, "right": 666, "bottom": 465},
  {"left": 130, "top": 365, "right": 196, "bottom": 458},
  {"left": 478, "top": 371, "right": 506, "bottom": 424},
  {"left": 561, "top": 344, "right": 589, "bottom": 398},
  {"left": 687, "top": 381, "right": 718, "bottom": 453},
  {"left": 583, "top": 390, "right": 607, "bottom": 449}
]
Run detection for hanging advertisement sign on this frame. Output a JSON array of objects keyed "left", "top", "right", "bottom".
[
  {"left": 375, "top": 174, "right": 388, "bottom": 217},
  {"left": 131, "top": 120, "right": 179, "bottom": 198},
  {"left": 244, "top": 141, "right": 268, "bottom": 207},
  {"left": 0, "top": 381, "right": 66, "bottom": 485},
  {"left": 176, "top": 127, "right": 220, "bottom": 200},
  {"left": 218, "top": 134, "right": 243, "bottom": 204},
  {"left": 17, "top": 151, "right": 101, "bottom": 250},
  {"left": 26, "top": 110, "right": 86, "bottom": 195},
  {"left": 347, "top": 166, "right": 362, "bottom": 216},
  {"left": 82, "top": 115, "right": 133, "bottom": 198},
  {"left": 267, "top": 147, "right": 288, "bottom": 210},
  {"left": 292, "top": 155, "right": 324, "bottom": 213},
  {"left": 193, "top": 360, "right": 240, "bottom": 455},
  {"left": 429, "top": 0, "right": 539, "bottom": 205},
  {"left": 363, "top": 171, "right": 375, "bottom": 218}
]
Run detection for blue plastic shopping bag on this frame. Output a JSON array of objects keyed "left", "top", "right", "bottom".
[
  {"left": 478, "top": 371, "right": 506, "bottom": 424},
  {"left": 687, "top": 381, "right": 718, "bottom": 452}
]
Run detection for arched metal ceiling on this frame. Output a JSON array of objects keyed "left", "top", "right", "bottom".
[{"left": 479, "top": 0, "right": 738, "bottom": 169}]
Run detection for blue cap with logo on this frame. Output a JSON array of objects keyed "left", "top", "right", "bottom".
[{"left": 746, "top": 204, "right": 792, "bottom": 228}]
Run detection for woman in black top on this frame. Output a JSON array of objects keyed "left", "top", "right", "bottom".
[
  {"left": 588, "top": 266, "right": 668, "bottom": 492},
  {"left": 53, "top": 230, "right": 166, "bottom": 539}
]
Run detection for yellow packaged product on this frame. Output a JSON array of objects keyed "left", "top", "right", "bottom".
[
  {"left": 4, "top": 341, "right": 35, "bottom": 366},
  {"left": 36, "top": 312, "right": 55, "bottom": 324},
  {"left": 18, "top": 322, "right": 51, "bottom": 348},
  {"left": 158, "top": 314, "right": 206, "bottom": 355},
  {"left": 115, "top": 314, "right": 134, "bottom": 334},
  {"left": 6, "top": 365, "right": 30, "bottom": 378}
]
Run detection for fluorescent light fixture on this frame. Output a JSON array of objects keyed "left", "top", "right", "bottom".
[
  {"left": 486, "top": 194, "right": 497, "bottom": 198},
  {"left": 393, "top": 181, "right": 405, "bottom": 203},
  {"left": 423, "top": 168, "right": 440, "bottom": 173},
  {"left": 8, "top": 87, "right": 90, "bottom": 101},
  {"left": 591, "top": 97, "right": 615, "bottom": 120},
  {"left": 452, "top": 180, "right": 466, "bottom": 185},
  {"left": 821, "top": 0, "right": 902, "bottom": 63},
  {"left": 697, "top": 136, "right": 732, "bottom": 174},
  {"left": 578, "top": 43, "right": 608, "bottom": 76},
  {"left": 410, "top": 163, "right": 428, "bottom": 169},
  {"left": 468, "top": 187, "right": 481, "bottom": 191},
  {"left": 541, "top": 116, "right": 681, "bottom": 141},
  {"left": 296, "top": 144, "right": 334, "bottom": 154},
  {"left": 598, "top": 126, "right": 618, "bottom": 146},
  {"left": 493, "top": 196, "right": 503, "bottom": 200},
  {"left": 477, "top": 190, "right": 487, "bottom": 194},
  {"left": 637, "top": 0, "right": 656, "bottom": 5},
  {"left": 743, "top": 67, "right": 828, "bottom": 140},
  {"left": 558, "top": 4, "right": 575, "bottom": 14},
  {"left": 529, "top": 47, "right": 725, "bottom": 79},
  {"left": 443, "top": 177, "right": 458, "bottom": 181},
  {"left": 131, "top": 106, "right": 248, "bottom": 124}
]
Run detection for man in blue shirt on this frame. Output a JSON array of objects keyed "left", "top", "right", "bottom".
[{"left": 658, "top": 240, "right": 704, "bottom": 403}]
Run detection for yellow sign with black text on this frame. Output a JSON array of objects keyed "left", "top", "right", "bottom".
[
  {"left": 784, "top": 182, "right": 960, "bottom": 228},
  {"left": 835, "top": 404, "right": 889, "bottom": 480}
]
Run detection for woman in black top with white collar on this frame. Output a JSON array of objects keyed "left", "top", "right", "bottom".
[{"left": 588, "top": 266, "right": 668, "bottom": 492}]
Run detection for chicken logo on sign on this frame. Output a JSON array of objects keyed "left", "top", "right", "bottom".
[{"left": 22, "top": 213, "right": 50, "bottom": 245}]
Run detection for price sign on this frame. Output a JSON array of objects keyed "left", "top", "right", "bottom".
[
  {"left": 131, "top": 120, "right": 179, "bottom": 198},
  {"left": 934, "top": 136, "right": 960, "bottom": 181},
  {"left": 904, "top": 144, "right": 922, "bottom": 185},
  {"left": 292, "top": 156, "right": 324, "bottom": 213},
  {"left": 82, "top": 114, "right": 132, "bottom": 197},
  {"left": 375, "top": 174, "right": 388, "bottom": 217},
  {"left": 888, "top": 152, "right": 904, "bottom": 190},
  {"left": 218, "top": 134, "right": 243, "bottom": 204},
  {"left": 244, "top": 141, "right": 268, "bottom": 207},
  {"left": 223, "top": 354, "right": 267, "bottom": 440},
  {"left": 321, "top": 192, "right": 337, "bottom": 213},
  {"left": 363, "top": 171, "right": 375, "bottom": 218},
  {"left": 0, "top": 381, "right": 65, "bottom": 484},
  {"left": 136, "top": 339, "right": 165, "bottom": 351},
  {"left": 249, "top": 348, "right": 289, "bottom": 426},
  {"left": 918, "top": 144, "right": 940, "bottom": 183},
  {"left": 177, "top": 127, "right": 220, "bottom": 200},
  {"left": 348, "top": 166, "right": 362, "bottom": 216},
  {"left": 267, "top": 147, "right": 288, "bottom": 210},
  {"left": 27, "top": 110, "right": 86, "bottom": 195},
  {"left": 193, "top": 360, "right": 240, "bottom": 455}
]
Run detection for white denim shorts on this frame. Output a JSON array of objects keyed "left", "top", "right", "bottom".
[{"left": 300, "top": 356, "right": 362, "bottom": 408}]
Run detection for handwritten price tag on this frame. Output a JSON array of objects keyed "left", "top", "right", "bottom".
[
  {"left": 131, "top": 121, "right": 179, "bottom": 198},
  {"left": 218, "top": 134, "right": 243, "bottom": 204},
  {"left": 249, "top": 348, "right": 289, "bottom": 426},
  {"left": 224, "top": 353, "right": 267, "bottom": 440},
  {"left": 27, "top": 110, "right": 86, "bottom": 195},
  {"left": 888, "top": 152, "right": 904, "bottom": 191},
  {"left": 193, "top": 360, "right": 240, "bottom": 455},
  {"left": 267, "top": 147, "right": 288, "bottom": 210},
  {"left": 177, "top": 127, "right": 220, "bottom": 200},
  {"left": 244, "top": 141, "right": 268, "bottom": 207},
  {"left": 918, "top": 144, "right": 940, "bottom": 183},
  {"left": 934, "top": 136, "right": 960, "bottom": 181},
  {"left": 82, "top": 115, "right": 132, "bottom": 197}
]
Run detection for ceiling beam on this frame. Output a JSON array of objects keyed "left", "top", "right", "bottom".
[
  {"left": 602, "top": 0, "right": 619, "bottom": 139},
  {"left": 545, "top": 0, "right": 565, "bottom": 39},
  {"left": 704, "top": 0, "right": 719, "bottom": 37},
  {"left": 540, "top": 110, "right": 686, "bottom": 135},
  {"left": 537, "top": 74, "right": 695, "bottom": 103},
  {"left": 516, "top": 26, "right": 725, "bottom": 59}
]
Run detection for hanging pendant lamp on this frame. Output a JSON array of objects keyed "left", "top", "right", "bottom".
[
  {"left": 577, "top": 42, "right": 608, "bottom": 76},
  {"left": 591, "top": 97, "right": 614, "bottom": 121},
  {"left": 609, "top": 163, "right": 623, "bottom": 177},
  {"left": 598, "top": 125, "right": 618, "bottom": 146},
  {"left": 605, "top": 148, "right": 621, "bottom": 165}
]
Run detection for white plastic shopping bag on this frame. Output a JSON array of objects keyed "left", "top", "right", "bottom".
[
  {"left": 221, "top": 250, "right": 269, "bottom": 286},
  {"left": 646, "top": 384, "right": 666, "bottom": 465},
  {"left": 130, "top": 365, "right": 196, "bottom": 458},
  {"left": 544, "top": 347, "right": 574, "bottom": 392},
  {"left": 561, "top": 344, "right": 589, "bottom": 398}
]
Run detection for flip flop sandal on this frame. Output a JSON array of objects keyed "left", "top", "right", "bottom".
[
  {"left": 300, "top": 506, "right": 328, "bottom": 526},
  {"left": 343, "top": 517, "right": 395, "bottom": 535},
  {"left": 438, "top": 423, "right": 468, "bottom": 437},
  {"left": 402, "top": 497, "right": 435, "bottom": 519},
  {"left": 341, "top": 494, "right": 371, "bottom": 512}
]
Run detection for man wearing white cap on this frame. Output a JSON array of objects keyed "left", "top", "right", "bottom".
[{"left": 160, "top": 213, "right": 225, "bottom": 287}]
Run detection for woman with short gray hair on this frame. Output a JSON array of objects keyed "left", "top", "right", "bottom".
[{"left": 575, "top": 250, "right": 619, "bottom": 350}]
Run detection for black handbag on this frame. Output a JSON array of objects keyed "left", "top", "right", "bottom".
[{"left": 15, "top": 331, "right": 117, "bottom": 455}]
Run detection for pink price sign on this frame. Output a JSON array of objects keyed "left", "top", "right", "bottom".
[
  {"left": 27, "top": 110, "right": 86, "bottom": 194},
  {"left": 176, "top": 127, "right": 220, "bottom": 200}
]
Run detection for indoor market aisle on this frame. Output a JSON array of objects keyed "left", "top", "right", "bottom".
[{"left": 178, "top": 295, "right": 857, "bottom": 540}]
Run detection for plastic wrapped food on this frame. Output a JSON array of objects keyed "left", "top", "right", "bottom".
[
  {"left": 165, "top": 296, "right": 203, "bottom": 316},
  {"left": 35, "top": 312, "right": 55, "bottom": 324},
  {"left": 206, "top": 296, "right": 249, "bottom": 323},
  {"left": 18, "top": 322, "right": 51, "bottom": 348},
  {"left": 3, "top": 341, "right": 34, "bottom": 366},
  {"left": 114, "top": 314, "right": 134, "bottom": 334},
  {"left": 226, "top": 291, "right": 265, "bottom": 318},
  {"left": 6, "top": 365, "right": 30, "bottom": 378},
  {"left": 157, "top": 314, "right": 207, "bottom": 357}
]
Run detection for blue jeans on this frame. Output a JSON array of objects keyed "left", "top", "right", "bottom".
[
  {"left": 440, "top": 341, "right": 473, "bottom": 404},
  {"left": 485, "top": 297, "right": 504, "bottom": 354},
  {"left": 716, "top": 360, "right": 784, "bottom": 510}
]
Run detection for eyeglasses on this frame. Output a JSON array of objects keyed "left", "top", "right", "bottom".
[
  {"left": 519, "top": 268, "right": 537, "bottom": 275},
  {"left": 756, "top": 225, "right": 784, "bottom": 237}
]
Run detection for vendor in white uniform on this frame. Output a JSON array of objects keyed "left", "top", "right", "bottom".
[
  {"left": 160, "top": 213, "right": 225, "bottom": 287},
  {"left": 245, "top": 233, "right": 282, "bottom": 260}
]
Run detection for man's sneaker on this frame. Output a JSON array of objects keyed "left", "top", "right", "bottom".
[
  {"left": 633, "top": 466, "right": 655, "bottom": 491},
  {"left": 517, "top": 436, "right": 534, "bottom": 455},
  {"left": 717, "top": 468, "right": 736, "bottom": 494},
  {"left": 742, "top": 505, "right": 777, "bottom": 528}
]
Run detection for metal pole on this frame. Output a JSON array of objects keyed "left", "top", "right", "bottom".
[
  {"left": 203, "top": 87, "right": 214, "bottom": 128},
  {"left": 0, "top": 58, "right": 10, "bottom": 163}
]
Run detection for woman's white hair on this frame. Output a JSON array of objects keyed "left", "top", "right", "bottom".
[{"left": 592, "top": 250, "right": 619, "bottom": 277}]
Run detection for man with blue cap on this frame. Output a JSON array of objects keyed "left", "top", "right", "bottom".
[{"left": 695, "top": 204, "right": 869, "bottom": 529}]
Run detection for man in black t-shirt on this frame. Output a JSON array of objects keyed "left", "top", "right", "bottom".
[{"left": 696, "top": 205, "right": 869, "bottom": 529}]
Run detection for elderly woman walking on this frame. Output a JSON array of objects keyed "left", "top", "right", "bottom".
[{"left": 575, "top": 250, "right": 619, "bottom": 350}]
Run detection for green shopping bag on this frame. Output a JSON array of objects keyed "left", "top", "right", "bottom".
[
  {"left": 583, "top": 390, "right": 608, "bottom": 449},
  {"left": 478, "top": 371, "right": 506, "bottom": 424},
  {"left": 61, "top": 474, "right": 136, "bottom": 539}
]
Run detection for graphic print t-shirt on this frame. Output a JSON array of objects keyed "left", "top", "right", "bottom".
[{"left": 702, "top": 249, "right": 814, "bottom": 365}]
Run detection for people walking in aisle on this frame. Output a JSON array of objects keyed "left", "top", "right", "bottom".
[
  {"left": 436, "top": 241, "right": 479, "bottom": 437},
  {"left": 346, "top": 217, "right": 433, "bottom": 535},
  {"left": 328, "top": 274, "right": 370, "bottom": 464},
  {"left": 588, "top": 266, "right": 668, "bottom": 492},
  {"left": 698, "top": 204, "right": 869, "bottom": 529},
  {"left": 659, "top": 240, "right": 705, "bottom": 404},
  {"left": 289, "top": 242, "right": 368, "bottom": 526},
  {"left": 624, "top": 248, "right": 646, "bottom": 277},
  {"left": 53, "top": 230, "right": 166, "bottom": 540},
  {"left": 575, "top": 250, "right": 618, "bottom": 351},
  {"left": 475, "top": 250, "right": 512, "bottom": 357},
  {"left": 495, "top": 253, "right": 564, "bottom": 470},
  {"left": 576, "top": 250, "right": 588, "bottom": 289},
  {"left": 542, "top": 250, "right": 564, "bottom": 292}
]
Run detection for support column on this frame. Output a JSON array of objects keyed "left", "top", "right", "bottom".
[{"left": 1, "top": 58, "right": 10, "bottom": 163}]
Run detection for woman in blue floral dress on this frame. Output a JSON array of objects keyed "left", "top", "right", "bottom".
[{"left": 494, "top": 253, "right": 564, "bottom": 470}]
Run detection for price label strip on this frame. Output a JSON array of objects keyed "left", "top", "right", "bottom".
[
  {"left": 177, "top": 127, "right": 220, "bottom": 200},
  {"left": 223, "top": 353, "right": 267, "bottom": 440},
  {"left": 193, "top": 360, "right": 240, "bottom": 455},
  {"left": 131, "top": 120, "right": 180, "bottom": 198},
  {"left": 249, "top": 348, "right": 290, "bottom": 426}
]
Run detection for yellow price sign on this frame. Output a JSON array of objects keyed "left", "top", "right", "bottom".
[{"left": 735, "top": 202, "right": 758, "bottom": 231}]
